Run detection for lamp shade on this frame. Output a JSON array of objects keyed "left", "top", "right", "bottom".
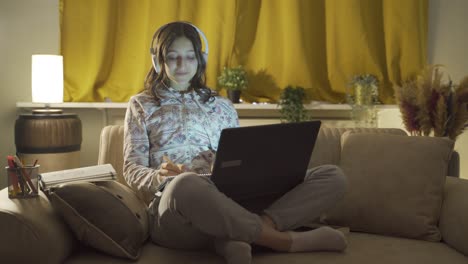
[{"left": 31, "top": 54, "right": 64, "bottom": 103}]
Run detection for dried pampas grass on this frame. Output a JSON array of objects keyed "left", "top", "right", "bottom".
[{"left": 394, "top": 65, "right": 468, "bottom": 140}]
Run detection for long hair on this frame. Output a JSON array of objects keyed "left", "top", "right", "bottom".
[{"left": 145, "top": 22, "right": 215, "bottom": 105}]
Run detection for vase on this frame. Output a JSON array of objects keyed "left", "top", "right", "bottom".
[
  {"left": 349, "top": 84, "right": 377, "bottom": 127},
  {"left": 350, "top": 104, "right": 377, "bottom": 128},
  {"left": 354, "top": 84, "right": 373, "bottom": 106},
  {"left": 227, "top": 90, "right": 241, "bottom": 104}
]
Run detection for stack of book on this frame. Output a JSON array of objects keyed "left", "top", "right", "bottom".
[{"left": 39, "top": 164, "right": 116, "bottom": 192}]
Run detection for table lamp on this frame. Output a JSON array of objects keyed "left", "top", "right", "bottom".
[
  {"left": 31, "top": 54, "right": 64, "bottom": 113},
  {"left": 14, "top": 54, "right": 82, "bottom": 173}
]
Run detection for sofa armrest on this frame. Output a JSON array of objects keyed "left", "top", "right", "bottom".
[
  {"left": 0, "top": 188, "right": 75, "bottom": 264},
  {"left": 439, "top": 177, "right": 468, "bottom": 256},
  {"left": 98, "top": 125, "right": 125, "bottom": 184}
]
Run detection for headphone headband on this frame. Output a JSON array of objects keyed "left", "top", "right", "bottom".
[{"left": 150, "top": 22, "right": 209, "bottom": 73}]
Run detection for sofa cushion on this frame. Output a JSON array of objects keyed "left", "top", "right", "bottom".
[
  {"left": 49, "top": 180, "right": 149, "bottom": 260},
  {"left": 323, "top": 132, "right": 454, "bottom": 242},
  {"left": 0, "top": 189, "right": 74, "bottom": 264},
  {"left": 308, "top": 127, "right": 407, "bottom": 168},
  {"left": 65, "top": 232, "right": 468, "bottom": 264}
]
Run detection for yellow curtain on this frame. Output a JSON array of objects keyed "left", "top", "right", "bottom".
[
  {"left": 61, "top": 0, "right": 238, "bottom": 102},
  {"left": 323, "top": 0, "right": 427, "bottom": 104},
  {"left": 60, "top": 0, "right": 427, "bottom": 104}
]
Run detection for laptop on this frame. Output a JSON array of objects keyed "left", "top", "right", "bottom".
[{"left": 210, "top": 120, "right": 321, "bottom": 203}]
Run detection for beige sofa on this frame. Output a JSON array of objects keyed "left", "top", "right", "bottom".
[{"left": 1, "top": 125, "right": 468, "bottom": 264}]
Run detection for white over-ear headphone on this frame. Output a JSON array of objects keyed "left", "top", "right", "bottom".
[{"left": 149, "top": 22, "right": 209, "bottom": 74}]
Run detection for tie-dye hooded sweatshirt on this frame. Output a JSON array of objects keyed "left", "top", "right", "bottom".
[{"left": 123, "top": 86, "right": 238, "bottom": 204}]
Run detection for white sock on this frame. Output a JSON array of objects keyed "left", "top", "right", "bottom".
[
  {"left": 213, "top": 239, "right": 252, "bottom": 264},
  {"left": 288, "top": 226, "right": 347, "bottom": 252}
]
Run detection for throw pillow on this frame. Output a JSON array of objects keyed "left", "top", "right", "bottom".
[
  {"left": 0, "top": 189, "right": 74, "bottom": 264},
  {"left": 49, "top": 180, "right": 149, "bottom": 260},
  {"left": 322, "top": 132, "right": 454, "bottom": 242}
]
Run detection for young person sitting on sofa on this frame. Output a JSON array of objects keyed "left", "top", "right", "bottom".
[{"left": 123, "top": 21, "right": 348, "bottom": 263}]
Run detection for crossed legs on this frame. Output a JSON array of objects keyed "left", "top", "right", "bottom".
[
  {"left": 256, "top": 164, "right": 348, "bottom": 252},
  {"left": 150, "top": 165, "right": 347, "bottom": 263}
]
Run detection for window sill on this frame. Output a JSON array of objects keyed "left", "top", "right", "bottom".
[{"left": 16, "top": 102, "right": 398, "bottom": 119}]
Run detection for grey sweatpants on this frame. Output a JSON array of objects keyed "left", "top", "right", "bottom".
[{"left": 149, "top": 165, "right": 347, "bottom": 250}]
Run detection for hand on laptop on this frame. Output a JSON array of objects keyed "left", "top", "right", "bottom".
[
  {"left": 190, "top": 150, "right": 215, "bottom": 175},
  {"left": 159, "top": 156, "right": 186, "bottom": 177}
]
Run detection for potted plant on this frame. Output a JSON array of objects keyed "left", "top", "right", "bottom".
[
  {"left": 347, "top": 74, "right": 380, "bottom": 127},
  {"left": 217, "top": 65, "right": 248, "bottom": 103},
  {"left": 278, "top": 86, "right": 310, "bottom": 123},
  {"left": 348, "top": 74, "right": 379, "bottom": 105}
]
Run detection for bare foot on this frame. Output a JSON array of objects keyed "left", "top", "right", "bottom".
[{"left": 260, "top": 214, "right": 277, "bottom": 230}]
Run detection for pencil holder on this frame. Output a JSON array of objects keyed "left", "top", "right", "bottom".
[{"left": 6, "top": 165, "right": 40, "bottom": 199}]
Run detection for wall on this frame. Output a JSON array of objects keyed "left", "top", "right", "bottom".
[
  {"left": 428, "top": 0, "right": 468, "bottom": 82},
  {"left": 428, "top": 0, "right": 468, "bottom": 180},
  {"left": 1, "top": 0, "right": 468, "bottom": 188},
  {"left": 0, "top": 0, "right": 60, "bottom": 188}
]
